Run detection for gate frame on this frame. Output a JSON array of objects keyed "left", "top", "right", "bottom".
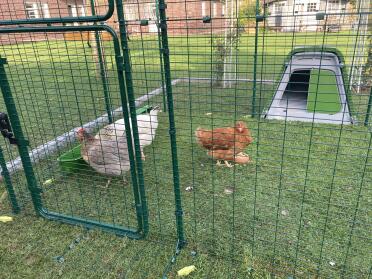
[
  {"left": 0, "top": 0, "right": 114, "bottom": 26},
  {"left": 0, "top": 24, "right": 148, "bottom": 239}
]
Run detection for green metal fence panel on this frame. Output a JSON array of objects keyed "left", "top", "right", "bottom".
[
  {"left": 0, "top": 0, "right": 371, "bottom": 277},
  {"left": 0, "top": 25, "right": 148, "bottom": 238},
  {"left": 0, "top": 0, "right": 114, "bottom": 25},
  {"left": 157, "top": 0, "right": 186, "bottom": 247},
  {"left": 0, "top": 145, "right": 20, "bottom": 213}
]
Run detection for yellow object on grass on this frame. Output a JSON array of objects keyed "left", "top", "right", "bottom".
[
  {"left": 177, "top": 265, "right": 196, "bottom": 276},
  {"left": 0, "top": 216, "right": 13, "bottom": 223},
  {"left": 43, "top": 178, "right": 55, "bottom": 186}
]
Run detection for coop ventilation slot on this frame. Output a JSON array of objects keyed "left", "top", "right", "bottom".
[{"left": 265, "top": 51, "right": 352, "bottom": 124}]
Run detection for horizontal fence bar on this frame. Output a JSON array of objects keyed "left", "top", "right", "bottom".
[{"left": 0, "top": 0, "right": 114, "bottom": 25}]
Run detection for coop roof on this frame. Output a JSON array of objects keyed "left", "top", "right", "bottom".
[{"left": 285, "top": 46, "right": 345, "bottom": 65}]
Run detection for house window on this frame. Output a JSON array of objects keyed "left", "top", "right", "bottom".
[
  {"left": 307, "top": 2, "right": 317, "bottom": 12},
  {"left": 327, "top": 0, "right": 340, "bottom": 11},
  {"left": 294, "top": 3, "right": 304, "bottom": 14},
  {"left": 212, "top": 1, "right": 218, "bottom": 17},
  {"left": 41, "top": 3, "right": 50, "bottom": 18},
  {"left": 25, "top": 2, "right": 50, "bottom": 19},
  {"left": 67, "top": 4, "right": 86, "bottom": 17},
  {"left": 124, "top": 4, "right": 138, "bottom": 21},
  {"left": 142, "top": 3, "right": 156, "bottom": 19},
  {"left": 201, "top": 1, "right": 208, "bottom": 17}
]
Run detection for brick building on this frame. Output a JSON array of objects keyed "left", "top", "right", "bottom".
[{"left": 0, "top": 0, "right": 226, "bottom": 44}]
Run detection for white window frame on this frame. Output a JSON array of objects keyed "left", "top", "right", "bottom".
[
  {"left": 25, "top": 3, "right": 40, "bottom": 19},
  {"left": 212, "top": 1, "right": 218, "bottom": 17},
  {"left": 25, "top": 2, "right": 51, "bottom": 19},
  {"left": 327, "top": 0, "right": 340, "bottom": 11},
  {"left": 41, "top": 3, "right": 50, "bottom": 18},
  {"left": 124, "top": 4, "right": 138, "bottom": 21},
  {"left": 307, "top": 2, "right": 317, "bottom": 12},
  {"left": 294, "top": 3, "right": 304, "bottom": 14},
  {"left": 201, "top": 1, "right": 208, "bottom": 17},
  {"left": 67, "top": 4, "right": 85, "bottom": 17},
  {"left": 274, "top": 2, "right": 285, "bottom": 15}
]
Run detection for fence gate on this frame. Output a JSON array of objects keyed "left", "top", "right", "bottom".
[{"left": 0, "top": 7, "right": 150, "bottom": 238}]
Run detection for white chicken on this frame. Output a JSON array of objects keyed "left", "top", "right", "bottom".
[
  {"left": 114, "top": 105, "right": 160, "bottom": 160},
  {"left": 77, "top": 125, "right": 130, "bottom": 188},
  {"left": 76, "top": 106, "right": 160, "bottom": 188}
]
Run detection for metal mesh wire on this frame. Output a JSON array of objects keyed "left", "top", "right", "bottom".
[{"left": 0, "top": 0, "right": 371, "bottom": 278}]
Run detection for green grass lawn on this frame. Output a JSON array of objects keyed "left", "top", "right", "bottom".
[
  {"left": 0, "top": 31, "right": 371, "bottom": 278},
  {"left": 307, "top": 69, "right": 342, "bottom": 114}
]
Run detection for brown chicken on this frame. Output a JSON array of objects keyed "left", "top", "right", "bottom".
[{"left": 195, "top": 121, "right": 253, "bottom": 167}]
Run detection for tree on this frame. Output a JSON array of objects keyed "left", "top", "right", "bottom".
[
  {"left": 238, "top": 0, "right": 261, "bottom": 29},
  {"left": 361, "top": 34, "right": 372, "bottom": 90}
]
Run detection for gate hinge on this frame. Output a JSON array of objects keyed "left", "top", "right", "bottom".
[
  {"left": 161, "top": 48, "right": 170, "bottom": 55},
  {"left": 140, "top": 19, "right": 149, "bottom": 26},
  {"left": 175, "top": 210, "right": 183, "bottom": 216},
  {"left": 117, "top": 56, "right": 131, "bottom": 72},
  {"left": 0, "top": 112, "right": 19, "bottom": 145},
  {"left": 135, "top": 203, "right": 143, "bottom": 215},
  {"left": 158, "top": 3, "right": 167, "bottom": 10},
  {"left": 168, "top": 128, "right": 176, "bottom": 135},
  {"left": 0, "top": 57, "right": 8, "bottom": 65},
  {"left": 116, "top": 55, "right": 124, "bottom": 71},
  {"left": 255, "top": 15, "right": 265, "bottom": 22},
  {"left": 202, "top": 16, "right": 211, "bottom": 23},
  {"left": 159, "top": 22, "right": 167, "bottom": 30}
]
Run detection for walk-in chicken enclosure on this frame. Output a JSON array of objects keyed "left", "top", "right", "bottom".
[{"left": 0, "top": 0, "right": 371, "bottom": 277}]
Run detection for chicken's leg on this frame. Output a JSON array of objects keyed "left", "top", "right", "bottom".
[
  {"left": 224, "top": 160, "right": 233, "bottom": 168},
  {"left": 238, "top": 152, "right": 249, "bottom": 157},
  {"left": 141, "top": 150, "right": 146, "bottom": 161},
  {"left": 104, "top": 178, "right": 112, "bottom": 189}
]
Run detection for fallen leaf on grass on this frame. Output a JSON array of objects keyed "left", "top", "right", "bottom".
[
  {"left": 224, "top": 187, "right": 235, "bottom": 195},
  {"left": 178, "top": 265, "right": 196, "bottom": 276},
  {"left": 281, "top": 209, "right": 289, "bottom": 216},
  {"left": 43, "top": 178, "right": 55, "bottom": 186},
  {"left": 0, "top": 216, "right": 13, "bottom": 223}
]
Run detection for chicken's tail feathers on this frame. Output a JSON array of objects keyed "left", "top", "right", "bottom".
[
  {"left": 150, "top": 105, "right": 161, "bottom": 115},
  {"left": 195, "top": 127, "right": 205, "bottom": 144},
  {"left": 195, "top": 127, "right": 204, "bottom": 138}
]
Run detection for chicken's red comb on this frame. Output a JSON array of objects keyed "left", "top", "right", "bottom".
[{"left": 77, "top": 127, "right": 85, "bottom": 133}]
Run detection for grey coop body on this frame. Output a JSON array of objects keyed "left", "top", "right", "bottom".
[{"left": 265, "top": 51, "right": 352, "bottom": 124}]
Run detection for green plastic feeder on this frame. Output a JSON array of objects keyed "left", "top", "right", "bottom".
[
  {"left": 57, "top": 105, "right": 152, "bottom": 173},
  {"left": 57, "top": 145, "right": 91, "bottom": 173}
]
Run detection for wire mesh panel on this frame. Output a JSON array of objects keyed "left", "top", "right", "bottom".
[
  {"left": 0, "top": 0, "right": 370, "bottom": 277},
  {"left": 147, "top": 0, "right": 370, "bottom": 277},
  {"left": 0, "top": 0, "right": 114, "bottom": 25},
  {"left": 0, "top": 26, "right": 149, "bottom": 237}
]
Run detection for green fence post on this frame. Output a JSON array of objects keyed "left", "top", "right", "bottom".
[
  {"left": 115, "top": 0, "right": 149, "bottom": 236},
  {"left": 89, "top": 0, "right": 113, "bottom": 123},
  {"left": 0, "top": 58, "right": 42, "bottom": 214},
  {"left": 0, "top": 146, "right": 20, "bottom": 214},
  {"left": 251, "top": 0, "right": 261, "bottom": 117},
  {"left": 155, "top": 0, "right": 167, "bottom": 112},
  {"left": 364, "top": 87, "right": 372, "bottom": 126},
  {"left": 157, "top": 0, "right": 186, "bottom": 247}
]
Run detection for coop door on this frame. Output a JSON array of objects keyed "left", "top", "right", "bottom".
[{"left": 0, "top": 27, "right": 147, "bottom": 238}]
